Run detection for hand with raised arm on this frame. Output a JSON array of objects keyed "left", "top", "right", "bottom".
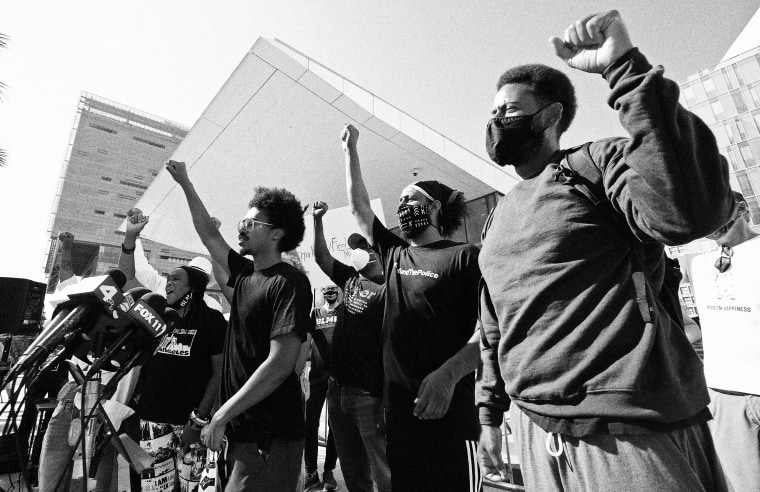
[
  {"left": 118, "top": 208, "right": 149, "bottom": 283},
  {"left": 341, "top": 124, "right": 359, "bottom": 153},
  {"left": 57, "top": 232, "right": 75, "bottom": 283},
  {"left": 165, "top": 160, "right": 191, "bottom": 187},
  {"left": 165, "top": 159, "right": 231, "bottom": 270},
  {"left": 342, "top": 124, "right": 375, "bottom": 243},
  {"left": 312, "top": 201, "right": 328, "bottom": 219},
  {"left": 125, "top": 208, "right": 149, "bottom": 240},
  {"left": 549, "top": 10, "right": 634, "bottom": 74},
  {"left": 312, "top": 201, "right": 335, "bottom": 278}
]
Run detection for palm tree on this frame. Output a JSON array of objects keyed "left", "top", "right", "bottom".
[{"left": 0, "top": 32, "right": 7, "bottom": 167}]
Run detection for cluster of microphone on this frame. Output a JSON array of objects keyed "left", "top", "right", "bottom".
[
  {"left": 0, "top": 269, "right": 183, "bottom": 484},
  {"left": 4, "top": 269, "right": 176, "bottom": 386}
]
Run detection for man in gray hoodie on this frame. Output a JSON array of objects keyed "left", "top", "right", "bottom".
[{"left": 477, "top": 9, "right": 733, "bottom": 491}]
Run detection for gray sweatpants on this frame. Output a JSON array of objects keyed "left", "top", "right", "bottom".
[{"left": 511, "top": 405, "right": 728, "bottom": 491}]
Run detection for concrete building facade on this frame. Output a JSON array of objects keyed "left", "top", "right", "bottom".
[
  {"left": 130, "top": 38, "right": 515, "bottom": 290},
  {"left": 43, "top": 93, "right": 218, "bottom": 300}
]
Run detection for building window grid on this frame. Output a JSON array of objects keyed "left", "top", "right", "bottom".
[
  {"left": 735, "top": 117, "right": 748, "bottom": 141},
  {"left": 702, "top": 76, "right": 717, "bottom": 98},
  {"left": 741, "top": 114, "right": 760, "bottom": 140},
  {"left": 692, "top": 54, "right": 760, "bottom": 226},
  {"left": 749, "top": 83, "right": 760, "bottom": 108},
  {"left": 732, "top": 90, "right": 749, "bottom": 114},
  {"left": 738, "top": 143, "right": 756, "bottom": 168},
  {"left": 681, "top": 55, "right": 760, "bottom": 110}
]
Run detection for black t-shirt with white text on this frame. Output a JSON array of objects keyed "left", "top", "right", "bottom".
[
  {"left": 372, "top": 218, "right": 480, "bottom": 441},
  {"left": 309, "top": 304, "right": 339, "bottom": 384},
  {"left": 221, "top": 250, "right": 312, "bottom": 442},
  {"left": 329, "top": 260, "right": 385, "bottom": 396},
  {"left": 138, "top": 301, "right": 226, "bottom": 424}
]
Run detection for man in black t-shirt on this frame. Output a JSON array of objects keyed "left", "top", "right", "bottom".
[
  {"left": 312, "top": 201, "right": 390, "bottom": 492},
  {"left": 304, "top": 284, "right": 340, "bottom": 490},
  {"left": 342, "top": 126, "right": 482, "bottom": 492},
  {"left": 167, "top": 161, "right": 311, "bottom": 492}
]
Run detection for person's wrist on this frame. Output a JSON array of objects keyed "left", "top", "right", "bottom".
[
  {"left": 210, "top": 407, "right": 232, "bottom": 427},
  {"left": 188, "top": 408, "right": 210, "bottom": 429},
  {"left": 121, "top": 242, "right": 136, "bottom": 254}
]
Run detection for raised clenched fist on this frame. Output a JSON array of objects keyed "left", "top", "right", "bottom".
[
  {"left": 549, "top": 10, "right": 634, "bottom": 74},
  {"left": 312, "top": 201, "right": 329, "bottom": 219}
]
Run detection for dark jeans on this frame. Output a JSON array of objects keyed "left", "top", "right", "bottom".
[
  {"left": 305, "top": 378, "right": 337, "bottom": 474},
  {"left": 327, "top": 379, "right": 391, "bottom": 492}
]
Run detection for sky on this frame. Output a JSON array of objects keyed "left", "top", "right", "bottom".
[{"left": 1, "top": 0, "right": 758, "bottom": 282}]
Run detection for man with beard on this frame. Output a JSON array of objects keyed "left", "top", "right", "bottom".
[
  {"left": 343, "top": 125, "right": 482, "bottom": 491},
  {"left": 304, "top": 284, "right": 340, "bottom": 491},
  {"left": 167, "top": 160, "right": 311, "bottom": 492},
  {"left": 311, "top": 201, "right": 390, "bottom": 492},
  {"left": 476, "top": 10, "right": 734, "bottom": 491}
]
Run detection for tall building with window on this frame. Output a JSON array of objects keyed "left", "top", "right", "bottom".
[
  {"left": 43, "top": 93, "right": 223, "bottom": 304},
  {"left": 677, "top": 11, "right": 760, "bottom": 226},
  {"left": 669, "top": 9, "right": 760, "bottom": 317}
]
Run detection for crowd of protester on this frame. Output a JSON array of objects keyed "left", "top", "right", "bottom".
[{"left": 32, "top": 8, "right": 759, "bottom": 492}]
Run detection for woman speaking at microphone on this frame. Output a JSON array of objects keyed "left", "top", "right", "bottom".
[{"left": 119, "top": 210, "right": 226, "bottom": 492}]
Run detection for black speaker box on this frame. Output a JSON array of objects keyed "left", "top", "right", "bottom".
[{"left": 0, "top": 278, "right": 46, "bottom": 336}]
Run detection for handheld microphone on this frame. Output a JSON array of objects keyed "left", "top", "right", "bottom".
[
  {"left": 85, "top": 293, "right": 167, "bottom": 378},
  {"left": 66, "top": 269, "right": 127, "bottom": 317},
  {"left": 118, "top": 287, "right": 151, "bottom": 313},
  {"left": 4, "top": 271, "right": 126, "bottom": 384},
  {"left": 128, "top": 293, "right": 169, "bottom": 338}
]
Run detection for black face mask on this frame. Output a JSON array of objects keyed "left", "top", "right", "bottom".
[
  {"left": 485, "top": 104, "right": 551, "bottom": 166},
  {"left": 169, "top": 291, "right": 193, "bottom": 310},
  {"left": 397, "top": 204, "right": 431, "bottom": 238}
]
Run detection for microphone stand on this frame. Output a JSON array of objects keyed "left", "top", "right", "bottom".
[
  {"left": 0, "top": 370, "right": 38, "bottom": 492},
  {"left": 64, "top": 340, "right": 152, "bottom": 492}
]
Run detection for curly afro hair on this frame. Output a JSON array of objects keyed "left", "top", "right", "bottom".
[
  {"left": 248, "top": 187, "right": 306, "bottom": 252},
  {"left": 496, "top": 64, "right": 577, "bottom": 135}
]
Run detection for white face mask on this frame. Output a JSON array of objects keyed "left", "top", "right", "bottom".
[{"left": 350, "top": 249, "right": 371, "bottom": 271}]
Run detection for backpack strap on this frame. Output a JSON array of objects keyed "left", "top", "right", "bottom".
[
  {"left": 553, "top": 143, "right": 653, "bottom": 323},
  {"left": 554, "top": 142, "right": 622, "bottom": 225},
  {"left": 478, "top": 276, "right": 493, "bottom": 349}
]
